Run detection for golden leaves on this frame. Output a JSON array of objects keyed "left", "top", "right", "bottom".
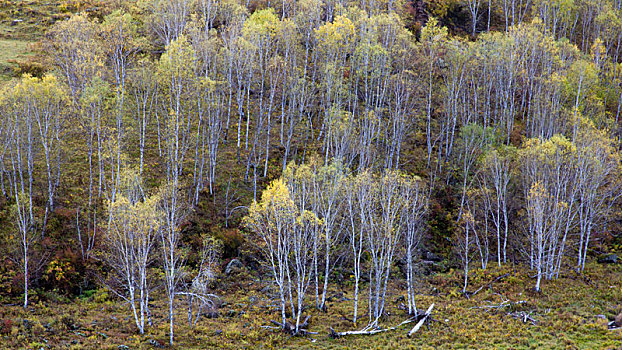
[
  {"left": 314, "top": 15, "right": 356, "bottom": 55},
  {"left": 242, "top": 8, "right": 280, "bottom": 41}
]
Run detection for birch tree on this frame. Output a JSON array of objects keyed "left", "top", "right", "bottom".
[
  {"left": 466, "top": 0, "right": 482, "bottom": 35},
  {"left": 309, "top": 160, "right": 346, "bottom": 311},
  {"left": 244, "top": 180, "right": 292, "bottom": 329},
  {"left": 159, "top": 184, "right": 187, "bottom": 345},
  {"left": 573, "top": 117, "right": 622, "bottom": 271},
  {"left": 456, "top": 210, "right": 475, "bottom": 293},
  {"left": 47, "top": 13, "right": 103, "bottom": 104},
  {"left": 477, "top": 146, "right": 515, "bottom": 265},
  {"left": 189, "top": 23, "right": 225, "bottom": 201},
  {"left": 315, "top": 15, "right": 357, "bottom": 167},
  {"left": 104, "top": 171, "right": 160, "bottom": 334},
  {"left": 284, "top": 173, "right": 321, "bottom": 334},
  {"left": 18, "top": 75, "right": 67, "bottom": 234},
  {"left": 402, "top": 177, "right": 427, "bottom": 316},
  {"left": 520, "top": 135, "right": 578, "bottom": 291},
  {"left": 344, "top": 171, "right": 371, "bottom": 325},
  {"left": 283, "top": 158, "right": 347, "bottom": 311},
  {"left": 363, "top": 170, "right": 407, "bottom": 326},
  {"left": 245, "top": 178, "right": 321, "bottom": 334},
  {"left": 186, "top": 235, "right": 221, "bottom": 327},
  {"left": 501, "top": 0, "right": 533, "bottom": 31},
  {"left": 129, "top": 60, "right": 159, "bottom": 178},
  {"left": 419, "top": 17, "right": 448, "bottom": 172},
  {"left": 241, "top": 9, "right": 281, "bottom": 181},
  {"left": 157, "top": 35, "right": 197, "bottom": 345},
  {"left": 148, "top": 0, "right": 195, "bottom": 46},
  {"left": 101, "top": 11, "right": 139, "bottom": 199},
  {"left": 345, "top": 170, "right": 413, "bottom": 327}
]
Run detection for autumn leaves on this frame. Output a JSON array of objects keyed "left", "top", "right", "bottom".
[{"left": 245, "top": 161, "right": 427, "bottom": 333}]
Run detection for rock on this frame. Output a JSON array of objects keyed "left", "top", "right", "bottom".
[
  {"left": 148, "top": 339, "right": 164, "bottom": 348},
  {"left": 598, "top": 254, "right": 618, "bottom": 264},
  {"left": 615, "top": 312, "right": 622, "bottom": 327},
  {"left": 43, "top": 323, "right": 53, "bottom": 333},
  {"left": 225, "top": 259, "right": 244, "bottom": 275},
  {"left": 424, "top": 251, "right": 442, "bottom": 262},
  {"left": 411, "top": 260, "right": 442, "bottom": 276},
  {"left": 205, "top": 310, "right": 220, "bottom": 318},
  {"left": 226, "top": 309, "right": 238, "bottom": 317},
  {"left": 97, "top": 332, "right": 108, "bottom": 339}
]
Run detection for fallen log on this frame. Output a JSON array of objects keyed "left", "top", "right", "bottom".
[
  {"left": 330, "top": 317, "right": 417, "bottom": 338},
  {"left": 508, "top": 311, "right": 537, "bottom": 325},
  {"left": 407, "top": 303, "right": 435, "bottom": 337}
]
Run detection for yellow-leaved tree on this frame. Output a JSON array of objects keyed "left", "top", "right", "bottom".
[
  {"left": 104, "top": 169, "right": 161, "bottom": 335},
  {"left": 244, "top": 177, "right": 321, "bottom": 334},
  {"left": 520, "top": 135, "right": 577, "bottom": 291}
]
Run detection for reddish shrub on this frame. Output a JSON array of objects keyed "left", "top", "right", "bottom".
[{"left": 0, "top": 319, "right": 12, "bottom": 335}]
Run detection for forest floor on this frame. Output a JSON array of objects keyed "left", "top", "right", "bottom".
[
  {"left": 1, "top": 262, "right": 621, "bottom": 349},
  {"left": 0, "top": 0, "right": 100, "bottom": 81}
]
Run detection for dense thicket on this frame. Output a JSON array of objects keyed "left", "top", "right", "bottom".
[{"left": 1, "top": 0, "right": 622, "bottom": 342}]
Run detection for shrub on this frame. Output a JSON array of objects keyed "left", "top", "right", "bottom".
[
  {"left": 0, "top": 319, "right": 13, "bottom": 335},
  {"left": 93, "top": 289, "right": 109, "bottom": 304}
]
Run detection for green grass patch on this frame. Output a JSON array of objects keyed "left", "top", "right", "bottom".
[{"left": 0, "top": 39, "right": 34, "bottom": 80}]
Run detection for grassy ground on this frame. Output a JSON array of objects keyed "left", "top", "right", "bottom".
[
  {"left": 0, "top": 0, "right": 102, "bottom": 80},
  {"left": 0, "top": 38, "right": 35, "bottom": 80},
  {"left": 0, "top": 0, "right": 47, "bottom": 79},
  {"left": 1, "top": 262, "right": 620, "bottom": 349}
]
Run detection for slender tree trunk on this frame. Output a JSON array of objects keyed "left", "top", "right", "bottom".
[{"left": 23, "top": 251, "right": 28, "bottom": 309}]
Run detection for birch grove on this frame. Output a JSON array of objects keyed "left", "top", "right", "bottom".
[{"left": 3, "top": 0, "right": 622, "bottom": 341}]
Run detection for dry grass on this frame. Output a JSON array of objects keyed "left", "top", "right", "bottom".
[{"left": 1, "top": 262, "right": 621, "bottom": 349}]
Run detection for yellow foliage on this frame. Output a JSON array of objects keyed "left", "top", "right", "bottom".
[{"left": 315, "top": 15, "right": 356, "bottom": 56}]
